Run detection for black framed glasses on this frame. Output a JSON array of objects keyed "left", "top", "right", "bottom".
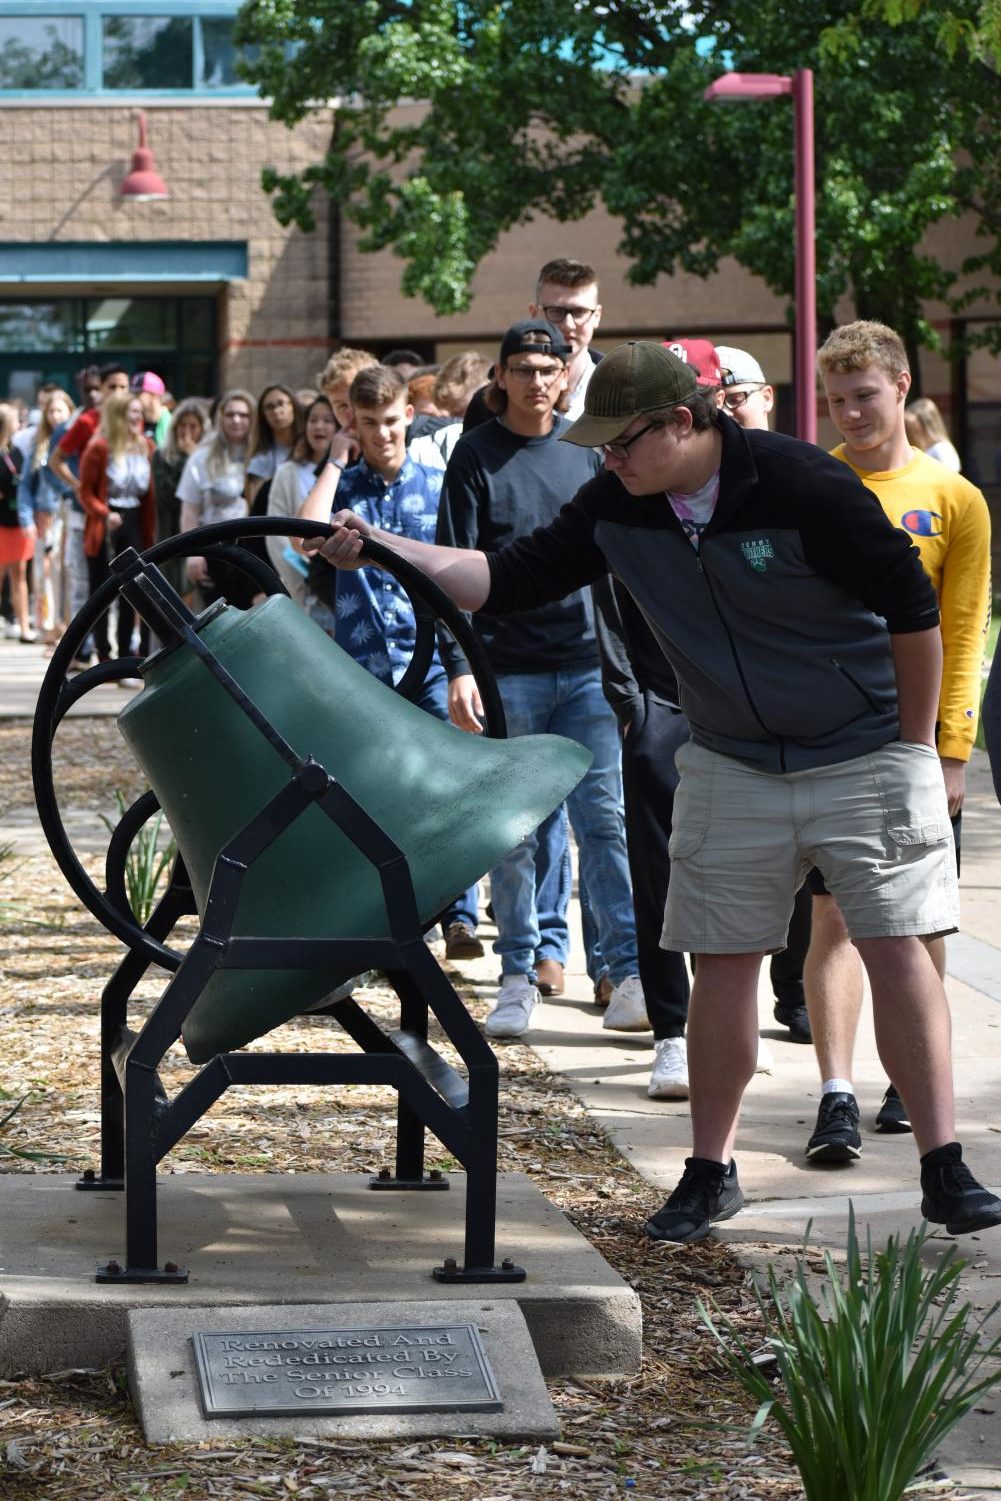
[
  {"left": 600, "top": 421, "right": 658, "bottom": 460},
  {"left": 540, "top": 304, "right": 599, "bottom": 325},
  {"left": 504, "top": 363, "right": 565, "bottom": 383},
  {"left": 721, "top": 386, "right": 764, "bottom": 411}
]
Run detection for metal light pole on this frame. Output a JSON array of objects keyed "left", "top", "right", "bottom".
[{"left": 703, "top": 70, "right": 816, "bottom": 444}]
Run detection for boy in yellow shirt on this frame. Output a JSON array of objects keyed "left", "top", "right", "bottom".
[{"left": 803, "top": 319, "right": 990, "bottom": 1163}]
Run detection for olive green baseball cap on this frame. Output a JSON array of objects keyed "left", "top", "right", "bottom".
[{"left": 561, "top": 340, "right": 698, "bottom": 447}]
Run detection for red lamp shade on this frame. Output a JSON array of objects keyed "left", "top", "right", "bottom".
[{"left": 121, "top": 113, "right": 169, "bottom": 202}]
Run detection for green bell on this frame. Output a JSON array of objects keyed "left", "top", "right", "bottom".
[{"left": 118, "top": 595, "right": 591, "bottom": 1063}]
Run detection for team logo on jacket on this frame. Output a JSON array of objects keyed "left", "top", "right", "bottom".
[
  {"left": 900, "top": 509, "right": 943, "bottom": 537},
  {"left": 740, "top": 538, "right": 774, "bottom": 572}
]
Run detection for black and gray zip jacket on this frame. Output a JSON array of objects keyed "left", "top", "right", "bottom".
[{"left": 483, "top": 416, "right": 940, "bottom": 774}]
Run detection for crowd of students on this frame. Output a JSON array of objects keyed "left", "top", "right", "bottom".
[
  {"left": 0, "top": 346, "right": 489, "bottom": 667},
  {"left": 2, "top": 247, "right": 999, "bottom": 1248}
]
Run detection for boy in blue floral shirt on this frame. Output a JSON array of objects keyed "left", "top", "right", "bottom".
[{"left": 300, "top": 363, "right": 482, "bottom": 957}]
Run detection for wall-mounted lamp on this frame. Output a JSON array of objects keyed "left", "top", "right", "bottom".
[{"left": 120, "top": 112, "right": 169, "bottom": 202}]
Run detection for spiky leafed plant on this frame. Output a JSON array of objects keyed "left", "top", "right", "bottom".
[
  {"left": 703, "top": 1208, "right": 1001, "bottom": 1501},
  {"left": 99, "top": 790, "right": 176, "bottom": 926}
]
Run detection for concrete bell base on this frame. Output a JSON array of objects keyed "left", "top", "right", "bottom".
[{"left": 0, "top": 1172, "right": 641, "bottom": 1381}]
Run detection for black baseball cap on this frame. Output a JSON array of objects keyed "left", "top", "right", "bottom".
[{"left": 498, "top": 318, "right": 571, "bottom": 364}]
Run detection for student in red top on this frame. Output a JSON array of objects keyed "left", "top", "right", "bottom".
[
  {"left": 79, "top": 391, "right": 155, "bottom": 676},
  {"left": 48, "top": 363, "right": 130, "bottom": 500}
]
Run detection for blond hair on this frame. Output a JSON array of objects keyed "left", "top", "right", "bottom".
[
  {"left": 0, "top": 403, "right": 17, "bottom": 451},
  {"left": 317, "top": 347, "right": 377, "bottom": 395},
  {"left": 30, "top": 387, "right": 74, "bottom": 470},
  {"left": 100, "top": 392, "right": 146, "bottom": 463},
  {"left": 202, "top": 388, "right": 254, "bottom": 479},
  {"left": 905, "top": 396, "right": 951, "bottom": 449},
  {"left": 817, "top": 320, "right": 909, "bottom": 381}
]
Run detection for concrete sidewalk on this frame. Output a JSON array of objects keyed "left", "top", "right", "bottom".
[
  {"left": 0, "top": 633, "right": 125, "bottom": 718},
  {"left": 4, "top": 635, "right": 1001, "bottom": 1490}
]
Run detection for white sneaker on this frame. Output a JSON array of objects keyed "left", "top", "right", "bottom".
[
  {"left": 647, "top": 1036, "right": 689, "bottom": 1099},
  {"left": 602, "top": 975, "right": 651, "bottom": 1032},
  {"left": 484, "top": 974, "right": 539, "bottom": 1038},
  {"left": 755, "top": 1038, "right": 774, "bottom": 1074}
]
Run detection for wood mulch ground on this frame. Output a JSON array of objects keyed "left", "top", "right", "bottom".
[{"left": 0, "top": 720, "right": 969, "bottom": 1500}]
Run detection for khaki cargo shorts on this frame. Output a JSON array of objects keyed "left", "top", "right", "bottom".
[{"left": 661, "top": 739, "right": 958, "bottom": 954}]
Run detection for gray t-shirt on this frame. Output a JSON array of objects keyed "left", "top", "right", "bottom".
[
  {"left": 246, "top": 443, "right": 291, "bottom": 481},
  {"left": 176, "top": 446, "right": 247, "bottom": 525}
]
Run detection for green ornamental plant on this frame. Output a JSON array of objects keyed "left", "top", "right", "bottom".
[
  {"left": 99, "top": 790, "right": 177, "bottom": 927},
  {"left": 703, "top": 1207, "right": 1001, "bottom": 1501}
]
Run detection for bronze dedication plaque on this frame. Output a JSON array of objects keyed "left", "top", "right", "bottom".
[{"left": 192, "top": 1324, "right": 502, "bottom": 1419}]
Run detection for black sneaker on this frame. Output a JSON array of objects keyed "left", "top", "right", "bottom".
[
  {"left": 806, "top": 1092, "right": 862, "bottom": 1163},
  {"left": 874, "top": 1084, "right": 912, "bottom": 1134},
  {"left": 773, "top": 1001, "right": 812, "bottom": 1043},
  {"left": 921, "top": 1143, "right": 1001, "bottom": 1235},
  {"left": 645, "top": 1157, "right": 743, "bottom": 1243}
]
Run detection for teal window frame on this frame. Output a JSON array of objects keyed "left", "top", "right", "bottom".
[
  {"left": 0, "top": 0, "right": 258, "bottom": 99},
  {"left": 0, "top": 240, "right": 249, "bottom": 283},
  {"left": 0, "top": 292, "right": 219, "bottom": 400}
]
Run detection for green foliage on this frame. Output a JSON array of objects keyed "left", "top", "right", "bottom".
[
  {"left": 702, "top": 1209, "right": 1001, "bottom": 1501},
  {"left": 822, "top": 0, "right": 1001, "bottom": 63},
  {"left": 817, "top": 1, "right": 1001, "bottom": 351},
  {"left": 99, "top": 791, "right": 176, "bottom": 927},
  {"left": 235, "top": 0, "right": 1000, "bottom": 347}
]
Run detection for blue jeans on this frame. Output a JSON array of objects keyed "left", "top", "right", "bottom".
[
  {"left": 535, "top": 809, "right": 607, "bottom": 983},
  {"left": 534, "top": 805, "right": 571, "bottom": 966},
  {"left": 578, "top": 863, "right": 607, "bottom": 985},
  {"left": 490, "top": 667, "right": 636, "bottom": 981},
  {"left": 413, "top": 665, "right": 479, "bottom": 931}
]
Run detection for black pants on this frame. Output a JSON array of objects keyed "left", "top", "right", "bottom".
[
  {"left": 621, "top": 695, "right": 691, "bottom": 1039},
  {"left": 769, "top": 881, "right": 811, "bottom": 1009},
  {"left": 86, "top": 507, "right": 150, "bottom": 661}
]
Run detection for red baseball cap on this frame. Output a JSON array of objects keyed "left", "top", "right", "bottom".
[{"left": 661, "top": 338, "right": 722, "bottom": 387}]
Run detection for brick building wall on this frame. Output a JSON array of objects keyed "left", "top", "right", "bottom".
[
  {"left": 0, "top": 102, "right": 334, "bottom": 394},
  {"left": 1, "top": 96, "right": 998, "bottom": 449}
]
